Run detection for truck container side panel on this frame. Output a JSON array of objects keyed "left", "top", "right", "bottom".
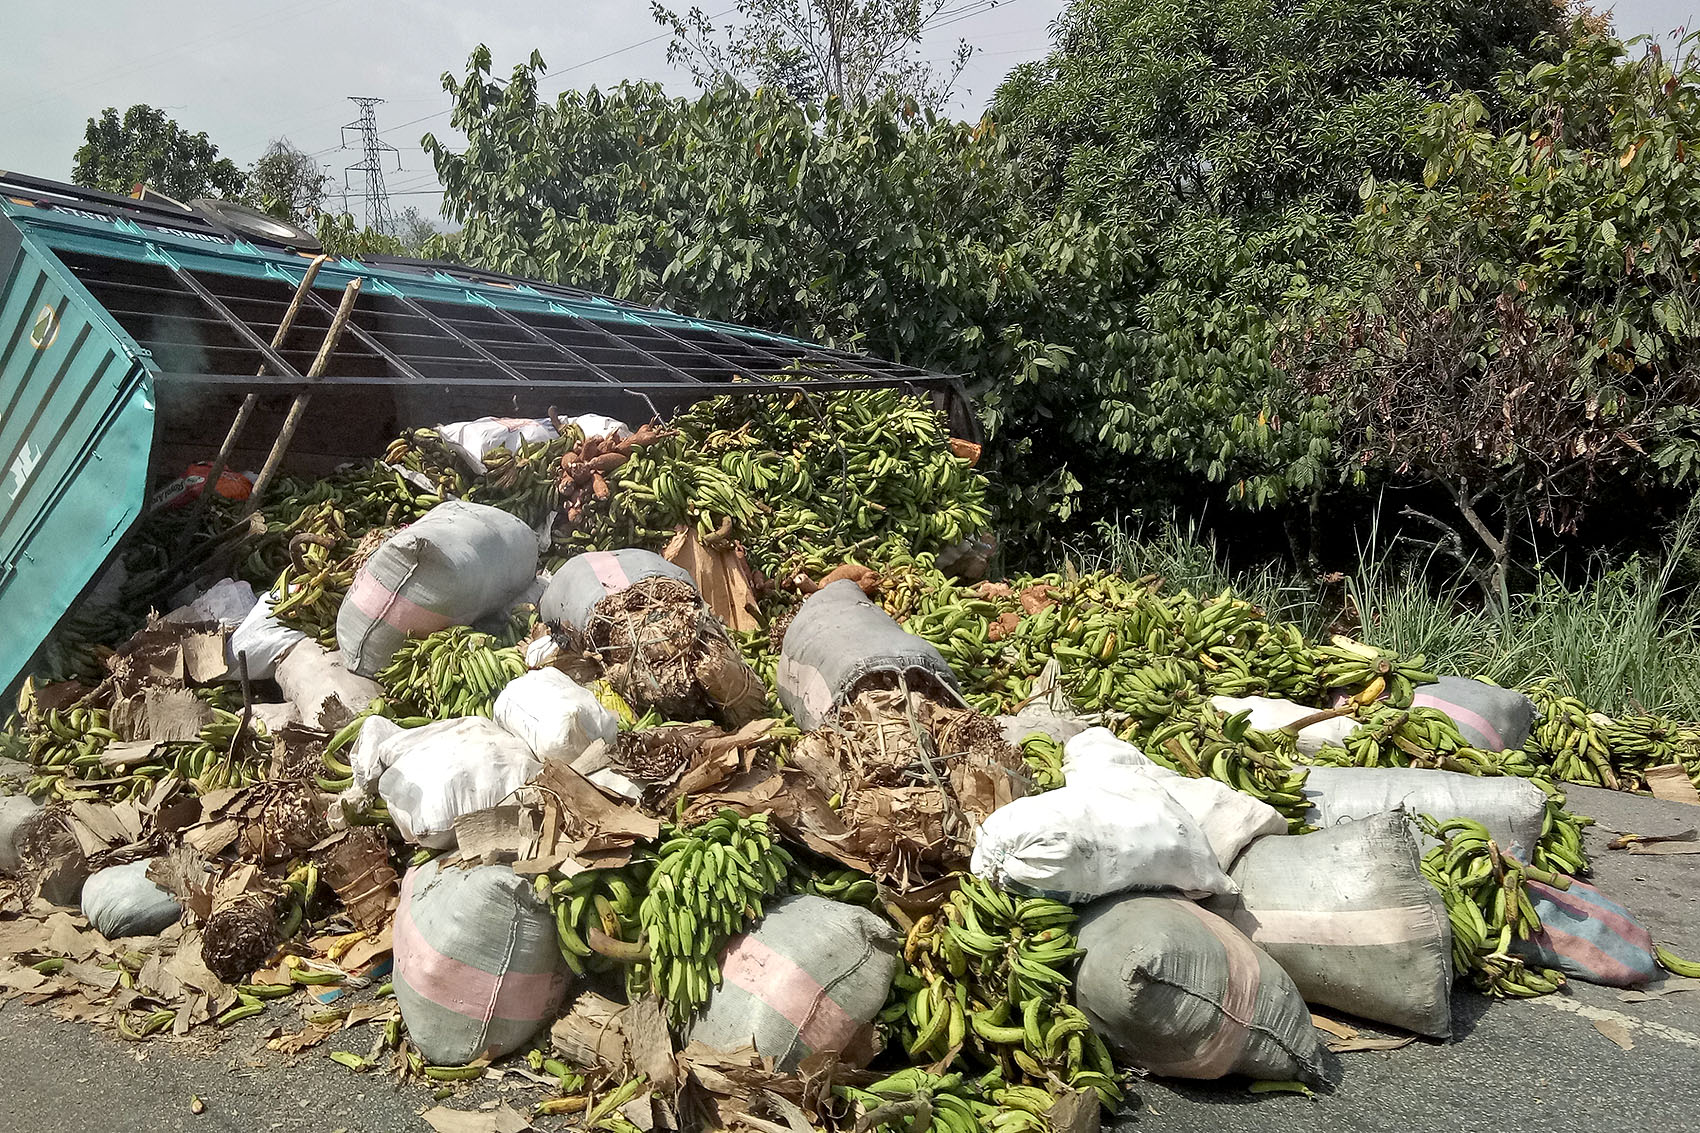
[{"left": 0, "top": 234, "right": 154, "bottom": 693}]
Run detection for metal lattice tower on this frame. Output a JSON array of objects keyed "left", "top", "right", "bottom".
[{"left": 341, "top": 97, "right": 400, "bottom": 236}]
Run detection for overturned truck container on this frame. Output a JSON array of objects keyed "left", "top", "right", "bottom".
[{"left": 0, "top": 170, "right": 972, "bottom": 694}]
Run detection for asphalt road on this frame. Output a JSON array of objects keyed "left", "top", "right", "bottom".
[{"left": 0, "top": 785, "right": 1695, "bottom": 1133}]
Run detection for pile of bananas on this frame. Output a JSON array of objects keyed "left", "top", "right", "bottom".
[
  {"left": 565, "top": 390, "right": 992, "bottom": 577},
  {"left": 1527, "top": 687, "right": 1619, "bottom": 789},
  {"left": 1308, "top": 704, "right": 1505, "bottom": 774},
  {"left": 1602, "top": 714, "right": 1699, "bottom": 789},
  {"left": 634, "top": 809, "right": 794, "bottom": 1025},
  {"left": 884, "top": 875, "right": 1119, "bottom": 1109},
  {"left": 22, "top": 705, "right": 118, "bottom": 800},
  {"left": 1530, "top": 792, "right": 1593, "bottom": 877},
  {"left": 28, "top": 607, "right": 118, "bottom": 684},
  {"left": 266, "top": 507, "right": 361, "bottom": 649},
  {"left": 544, "top": 865, "right": 651, "bottom": 979},
  {"left": 1017, "top": 735, "right": 1065, "bottom": 792},
  {"left": 175, "top": 710, "right": 273, "bottom": 793},
  {"left": 1315, "top": 636, "right": 1437, "bottom": 707},
  {"left": 836, "top": 1068, "right": 1073, "bottom": 1133},
  {"left": 1418, "top": 815, "right": 1571, "bottom": 998},
  {"left": 474, "top": 433, "right": 579, "bottom": 527},
  {"left": 376, "top": 627, "right": 526, "bottom": 719},
  {"left": 1141, "top": 707, "right": 1313, "bottom": 831}
]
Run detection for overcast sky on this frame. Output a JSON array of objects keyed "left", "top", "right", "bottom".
[{"left": 2, "top": 0, "right": 1694, "bottom": 223}]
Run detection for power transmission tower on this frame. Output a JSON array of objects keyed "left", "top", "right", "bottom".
[{"left": 341, "top": 96, "right": 400, "bottom": 236}]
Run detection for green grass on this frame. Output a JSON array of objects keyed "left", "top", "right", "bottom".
[{"left": 1097, "top": 510, "right": 1700, "bottom": 720}]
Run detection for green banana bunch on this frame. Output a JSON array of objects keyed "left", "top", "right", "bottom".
[
  {"left": 1602, "top": 714, "right": 1700, "bottom": 789},
  {"left": 376, "top": 626, "right": 526, "bottom": 719},
  {"left": 23, "top": 705, "right": 119, "bottom": 800},
  {"left": 801, "top": 865, "right": 883, "bottom": 909},
  {"left": 1526, "top": 686, "right": 1619, "bottom": 789},
  {"left": 265, "top": 502, "right": 360, "bottom": 649},
  {"left": 1314, "top": 636, "right": 1436, "bottom": 707},
  {"left": 1140, "top": 707, "right": 1312, "bottom": 832},
  {"left": 471, "top": 434, "right": 579, "bottom": 527},
  {"left": 881, "top": 875, "right": 1120, "bottom": 1109},
  {"left": 176, "top": 709, "right": 273, "bottom": 794},
  {"left": 835, "top": 1068, "right": 1062, "bottom": 1133},
  {"left": 1417, "top": 815, "right": 1570, "bottom": 998},
  {"left": 1530, "top": 791, "right": 1593, "bottom": 877},
  {"left": 542, "top": 865, "right": 652, "bottom": 980},
  {"left": 635, "top": 809, "right": 794, "bottom": 1025},
  {"left": 1017, "top": 735, "right": 1064, "bottom": 793},
  {"left": 561, "top": 390, "right": 992, "bottom": 578}
]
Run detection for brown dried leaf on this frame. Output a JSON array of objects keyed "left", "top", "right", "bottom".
[{"left": 421, "top": 1103, "right": 532, "bottom": 1133}]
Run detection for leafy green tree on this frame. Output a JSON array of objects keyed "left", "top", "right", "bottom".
[
  {"left": 245, "top": 139, "right": 329, "bottom": 224},
  {"left": 652, "top": 0, "right": 971, "bottom": 106},
  {"left": 1298, "top": 30, "right": 1700, "bottom": 601},
  {"left": 316, "top": 205, "right": 444, "bottom": 259},
  {"left": 992, "top": 0, "right": 1564, "bottom": 225},
  {"left": 425, "top": 49, "right": 1146, "bottom": 539},
  {"left": 72, "top": 105, "right": 245, "bottom": 201}
]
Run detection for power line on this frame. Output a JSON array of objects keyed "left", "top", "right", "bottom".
[{"left": 360, "top": 5, "right": 740, "bottom": 149}]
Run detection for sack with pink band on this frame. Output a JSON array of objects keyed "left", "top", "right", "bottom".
[
  {"left": 336, "top": 501, "right": 538, "bottom": 677},
  {"left": 1073, "top": 894, "right": 1325, "bottom": 1083}
]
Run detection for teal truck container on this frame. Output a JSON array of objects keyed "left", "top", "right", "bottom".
[{"left": 0, "top": 172, "right": 968, "bottom": 696}]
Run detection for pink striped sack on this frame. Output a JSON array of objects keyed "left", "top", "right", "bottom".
[
  {"left": 1513, "top": 877, "right": 1659, "bottom": 987},
  {"left": 1411, "top": 676, "right": 1536, "bottom": 752},
  {"left": 685, "top": 895, "right": 899, "bottom": 1072},
  {"left": 337, "top": 501, "right": 538, "bottom": 677},
  {"left": 537, "top": 548, "right": 694, "bottom": 632},
  {"left": 393, "top": 860, "right": 569, "bottom": 1065},
  {"left": 1074, "top": 894, "right": 1324, "bottom": 1083},
  {"left": 1205, "top": 811, "right": 1453, "bottom": 1038}
]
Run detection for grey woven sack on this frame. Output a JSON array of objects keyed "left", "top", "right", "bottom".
[
  {"left": 81, "top": 860, "right": 183, "bottom": 939},
  {"left": 1411, "top": 676, "right": 1536, "bottom": 752},
  {"left": 1074, "top": 894, "right": 1325, "bottom": 1083},
  {"left": 538, "top": 549, "right": 694, "bottom": 631},
  {"left": 337, "top": 501, "right": 538, "bottom": 677},
  {"left": 1301, "top": 766, "right": 1546, "bottom": 859},
  {"left": 0, "top": 794, "right": 41, "bottom": 876},
  {"left": 777, "top": 580, "right": 965, "bottom": 731},
  {"left": 686, "top": 894, "right": 899, "bottom": 1071},
  {"left": 393, "top": 860, "right": 568, "bottom": 1065},
  {"left": 1204, "top": 812, "right": 1453, "bottom": 1037}
]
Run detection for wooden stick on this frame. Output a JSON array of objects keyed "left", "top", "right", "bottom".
[
  {"left": 177, "top": 254, "right": 328, "bottom": 530},
  {"left": 242, "top": 276, "right": 363, "bottom": 513}
]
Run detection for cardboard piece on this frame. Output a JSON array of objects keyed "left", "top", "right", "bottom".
[
  {"left": 421, "top": 1104, "right": 532, "bottom": 1133},
  {"left": 663, "top": 526, "right": 765, "bottom": 633},
  {"left": 1645, "top": 764, "right": 1700, "bottom": 806},
  {"left": 452, "top": 805, "right": 540, "bottom": 864},
  {"left": 533, "top": 759, "right": 661, "bottom": 863}
]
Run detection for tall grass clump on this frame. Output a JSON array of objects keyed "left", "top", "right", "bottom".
[{"left": 1099, "top": 508, "right": 1700, "bottom": 720}]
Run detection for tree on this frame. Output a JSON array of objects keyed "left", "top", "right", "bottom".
[
  {"left": 1296, "top": 29, "right": 1700, "bottom": 602},
  {"left": 981, "top": 0, "right": 1569, "bottom": 562},
  {"left": 315, "top": 206, "right": 442, "bottom": 258},
  {"left": 393, "top": 206, "right": 441, "bottom": 255},
  {"left": 992, "top": 0, "right": 1565, "bottom": 226},
  {"left": 72, "top": 105, "right": 245, "bottom": 201},
  {"left": 245, "top": 140, "right": 329, "bottom": 224},
  {"left": 651, "top": 1, "right": 972, "bottom": 106}
]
